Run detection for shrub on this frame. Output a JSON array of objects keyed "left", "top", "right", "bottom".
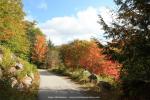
[{"left": 0, "top": 45, "right": 15, "bottom": 69}]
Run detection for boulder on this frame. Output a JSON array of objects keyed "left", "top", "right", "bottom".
[
  {"left": 88, "top": 73, "right": 98, "bottom": 84},
  {"left": 22, "top": 75, "right": 32, "bottom": 88},
  {"left": 9, "top": 67, "right": 17, "bottom": 74},
  {"left": 28, "top": 72, "right": 34, "bottom": 80},
  {"left": 17, "top": 83, "right": 24, "bottom": 90},
  {"left": 15, "top": 62, "right": 23, "bottom": 70},
  {"left": 97, "top": 81, "right": 112, "bottom": 91},
  {"left": 11, "top": 77, "right": 18, "bottom": 88}
]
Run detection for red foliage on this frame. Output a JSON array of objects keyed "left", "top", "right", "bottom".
[
  {"left": 101, "top": 60, "right": 121, "bottom": 80},
  {"left": 79, "top": 42, "right": 121, "bottom": 80},
  {"left": 60, "top": 40, "right": 121, "bottom": 80}
]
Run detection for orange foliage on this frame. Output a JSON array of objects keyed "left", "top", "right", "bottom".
[
  {"left": 79, "top": 43, "right": 104, "bottom": 74},
  {"left": 32, "top": 35, "right": 48, "bottom": 64},
  {"left": 60, "top": 40, "right": 121, "bottom": 80}
]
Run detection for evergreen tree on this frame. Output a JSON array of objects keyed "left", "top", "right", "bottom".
[{"left": 99, "top": 0, "right": 150, "bottom": 98}]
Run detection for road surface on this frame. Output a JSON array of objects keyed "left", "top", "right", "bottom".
[{"left": 38, "top": 69, "right": 100, "bottom": 100}]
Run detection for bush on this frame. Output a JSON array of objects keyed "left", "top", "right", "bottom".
[
  {"left": 50, "top": 64, "right": 67, "bottom": 75},
  {"left": 0, "top": 45, "right": 15, "bottom": 69}
]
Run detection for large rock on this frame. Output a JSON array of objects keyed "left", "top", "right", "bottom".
[
  {"left": 28, "top": 72, "right": 34, "bottom": 80},
  {"left": 16, "top": 83, "right": 24, "bottom": 90},
  {"left": 9, "top": 67, "right": 17, "bottom": 74},
  {"left": 97, "top": 81, "right": 112, "bottom": 91},
  {"left": 88, "top": 74, "right": 98, "bottom": 84},
  {"left": 15, "top": 62, "right": 23, "bottom": 70},
  {"left": 11, "top": 77, "right": 18, "bottom": 88},
  {"left": 22, "top": 75, "right": 32, "bottom": 88}
]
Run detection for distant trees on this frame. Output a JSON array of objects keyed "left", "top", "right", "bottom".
[{"left": 45, "top": 39, "right": 60, "bottom": 69}]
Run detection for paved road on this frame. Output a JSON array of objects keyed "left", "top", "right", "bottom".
[{"left": 38, "top": 69, "right": 100, "bottom": 100}]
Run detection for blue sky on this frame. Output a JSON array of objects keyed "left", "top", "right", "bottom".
[{"left": 23, "top": 0, "right": 116, "bottom": 45}]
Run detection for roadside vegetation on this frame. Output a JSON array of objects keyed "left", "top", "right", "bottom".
[{"left": 0, "top": 0, "right": 43, "bottom": 100}]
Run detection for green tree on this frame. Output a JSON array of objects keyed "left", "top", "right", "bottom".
[
  {"left": 24, "top": 21, "right": 44, "bottom": 61},
  {"left": 47, "top": 39, "right": 54, "bottom": 49},
  {"left": 0, "top": 0, "right": 25, "bottom": 40},
  {"left": 0, "top": 0, "right": 30, "bottom": 60}
]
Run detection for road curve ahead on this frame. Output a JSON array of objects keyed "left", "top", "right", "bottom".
[{"left": 38, "top": 69, "right": 100, "bottom": 100}]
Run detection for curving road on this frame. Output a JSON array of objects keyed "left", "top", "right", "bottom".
[{"left": 38, "top": 69, "right": 100, "bottom": 100}]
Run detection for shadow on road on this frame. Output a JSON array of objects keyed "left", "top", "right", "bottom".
[{"left": 38, "top": 89, "right": 100, "bottom": 100}]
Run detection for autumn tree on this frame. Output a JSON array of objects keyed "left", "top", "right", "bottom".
[
  {"left": 79, "top": 41, "right": 120, "bottom": 79},
  {"left": 60, "top": 40, "right": 120, "bottom": 79},
  {"left": 60, "top": 40, "right": 89, "bottom": 70},
  {"left": 31, "top": 34, "right": 48, "bottom": 66},
  {"left": 79, "top": 42, "right": 103, "bottom": 74}
]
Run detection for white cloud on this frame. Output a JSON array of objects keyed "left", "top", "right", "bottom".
[
  {"left": 38, "top": 2, "right": 48, "bottom": 10},
  {"left": 38, "top": 7, "right": 114, "bottom": 45}
]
